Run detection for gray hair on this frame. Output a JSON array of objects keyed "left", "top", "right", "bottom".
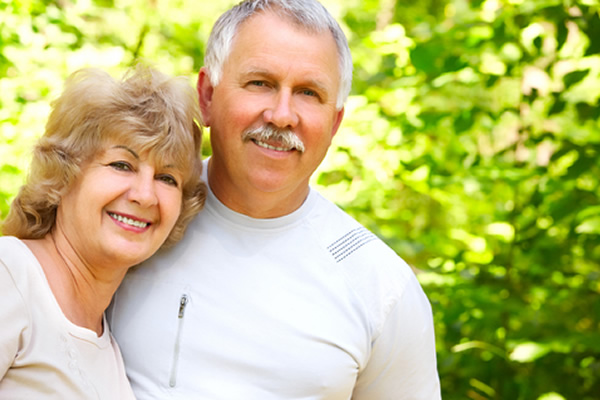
[{"left": 204, "top": 0, "right": 352, "bottom": 109}]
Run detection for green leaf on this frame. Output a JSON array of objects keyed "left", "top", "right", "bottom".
[
  {"left": 410, "top": 42, "right": 443, "bottom": 75},
  {"left": 563, "top": 69, "right": 589, "bottom": 87}
]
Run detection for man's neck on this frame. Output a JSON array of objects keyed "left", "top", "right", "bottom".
[{"left": 207, "top": 159, "right": 309, "bottom": 219}]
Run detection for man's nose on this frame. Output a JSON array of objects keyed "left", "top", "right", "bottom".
[{"left": 263, "top": 90, "right": 299, "bottom": 129}]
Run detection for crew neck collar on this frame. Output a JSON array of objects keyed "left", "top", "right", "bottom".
[{"left": 202, "top": 159, "right": 316, "bottom": 231}]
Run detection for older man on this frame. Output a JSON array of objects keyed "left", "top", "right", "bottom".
[{"left": 109, "top": 0, "right": 442, "bottom": 398}]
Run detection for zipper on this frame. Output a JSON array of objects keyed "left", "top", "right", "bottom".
[{"left": 169, "top": 294, "right": 188, "bottom": 387}]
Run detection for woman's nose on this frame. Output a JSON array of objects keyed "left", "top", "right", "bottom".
[{"left": 128, "top": 170, "right": 158, "bottom": 207}]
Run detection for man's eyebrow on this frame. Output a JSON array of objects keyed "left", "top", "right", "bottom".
[
  {"left": 112, "top": 145, "right": 139, "bottom": 159},
  {"left": 241, "top": 67, "right": 270, "bottom": 76},
  {"left": 239, "top": 68, "right": 275, "bottom": 82}
]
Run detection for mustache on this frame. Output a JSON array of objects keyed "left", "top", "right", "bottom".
[{"left": 242, "top": 125, "right": 305, "bottom": 153}]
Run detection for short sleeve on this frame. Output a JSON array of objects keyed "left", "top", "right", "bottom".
[
  {"left": 352, "top": 273, "right": 441, "bottom": 400},
  {"left": 0, "top": 258, "right": 30, "bottom": 380}
]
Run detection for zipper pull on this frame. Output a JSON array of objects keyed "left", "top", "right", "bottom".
[
  {"left": 170, "top": 293, "right": 188, "bottom": 388},
  {"left": 178, "top": 294, "right": 188, "bottom": 318}
]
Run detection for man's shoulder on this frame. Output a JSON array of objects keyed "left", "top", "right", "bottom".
[
  {"left": 307, "top": 190, "right": 364, "bottom": 229},
  {"left": 308, "top": 191, "right": 401, "bottom": 264},
  {"left": 308, "top": 191, "right": 415, "bottom": 287},
  {"left": 308, "top": 192, "right": 423, "bottom": 333}
]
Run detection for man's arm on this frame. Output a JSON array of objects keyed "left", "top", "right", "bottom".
[{"left": 352, "top": 273, "right": 441, "bottom": 400}]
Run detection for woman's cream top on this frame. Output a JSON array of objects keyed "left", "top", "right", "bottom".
[{"left": 0, "top": 236, "right": 135, "bottom": 399}]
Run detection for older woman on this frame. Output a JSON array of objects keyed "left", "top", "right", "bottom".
[{"left": 0, "top": 65, "right": 205, "bottom": 398}]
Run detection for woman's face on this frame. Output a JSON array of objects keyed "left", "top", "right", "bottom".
[{"left": 55, "top": 141, "right": 183, "bottom": 269}]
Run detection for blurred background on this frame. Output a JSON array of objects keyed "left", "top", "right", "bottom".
[{"left": 1, "top": 0, "right": 599, "bottom": 398}]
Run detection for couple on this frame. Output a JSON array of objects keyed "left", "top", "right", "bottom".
[{"left": 0, "top": 0, "right": 441, "bottom": 398}]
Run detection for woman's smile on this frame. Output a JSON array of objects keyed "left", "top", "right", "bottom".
[
  {"left": 55, "top": 143, "right": 183, "bottom": 268},
  {"left": 107, "top": 211, "right": 151, "bottom": 230}
]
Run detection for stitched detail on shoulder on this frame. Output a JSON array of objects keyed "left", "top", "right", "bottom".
[{"left": 327, "top": 227, "right": 378, "bottom": 263}]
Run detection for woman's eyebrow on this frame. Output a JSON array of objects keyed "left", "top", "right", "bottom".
[{"left": 112, "top": 145, "right": 139, "bottom": 159}]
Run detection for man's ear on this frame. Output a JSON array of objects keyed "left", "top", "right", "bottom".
[
  {"left": 197, "top": 67, "right": 214, "bottom": 127},
  {"left": 330, "top": 107, "right": 345, "bottom": 138}
]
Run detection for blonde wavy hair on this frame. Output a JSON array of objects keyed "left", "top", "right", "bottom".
[{"left": 2, "top": 65, "right": 206, "bottom": 248}]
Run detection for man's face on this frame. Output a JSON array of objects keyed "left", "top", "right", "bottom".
[{"left": 199, "top": 11, "right": 345, "bottom": 217}]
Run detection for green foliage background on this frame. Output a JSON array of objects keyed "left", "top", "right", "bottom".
[{"left": 1, "top": 0, "right": 599, "bottom": 398}]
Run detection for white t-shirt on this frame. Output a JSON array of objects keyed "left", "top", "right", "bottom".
[
  {"left": 109, "top": 164, "right": 441, "bottom": 399},
  {"left": 0, "top": 236, "right": 135, "bottom": 400}
]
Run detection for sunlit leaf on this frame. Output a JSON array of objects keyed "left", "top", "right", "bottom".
[
  {"left": 486, "top": 222, "right": 515, "bottom": 242},
  {"left": 510, "top": 342, "right": 551, "bottom": 362},
  {"left": 575, "top": 216, "right": 600, "bottom": 234},
  {"left": 537, "top": 392, "right": 566, "bottom": 400}
]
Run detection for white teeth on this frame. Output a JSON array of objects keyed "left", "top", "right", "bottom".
[
  {"left": 254, "top": 140, "right": 291, "bottom": 151},
  {"left": 109, "top": 212, "right": 149, "bottom": 228}
]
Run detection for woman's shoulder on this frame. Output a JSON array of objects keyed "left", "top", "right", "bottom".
[
  {"left": 0, "top": 235, "right": 22, "bottom": 245},
  {"left": 0, "top": 236, "right": 43, "bottom": 290},
  {"left": 0, "top": 235, "right": 26, "bottom": 249},
  {"left": 0, "top": 236, "right": 34, "bottom": 347},
  {"left": 0, "top": 236, "right": 36, "bottom": 265}
]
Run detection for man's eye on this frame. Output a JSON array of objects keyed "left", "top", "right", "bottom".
[
  {"left": 300, "top": 88, "right": 322, "bottom": 100},
  {"left": 109, "top": 161, "right": 132, "bottom": 171},
  {"left": 158, "top": 174, "right": 178, "bottom": 187},
  {"left": 249, "top": 80, "right": 266, "bottom": 87}
]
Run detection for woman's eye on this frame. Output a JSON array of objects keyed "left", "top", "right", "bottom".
[
  {"left": 109, "top": 161, "right": 132, "bottom": 171},
  {"left": 158, "top": 174, "right": 178, "bottom": 187}
]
